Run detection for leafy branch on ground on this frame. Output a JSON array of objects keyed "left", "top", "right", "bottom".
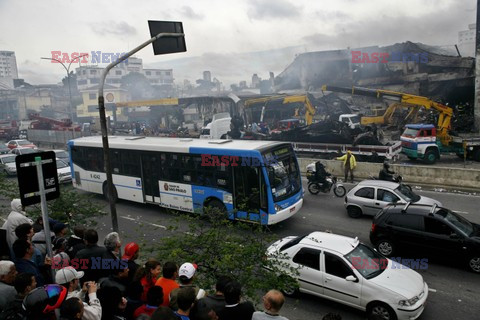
[
  {"left": 0, "top": 173, "right": 106, "bottom": 228},
  {"left": 144, "top": 208, "right": 299, "bottom": 305}
]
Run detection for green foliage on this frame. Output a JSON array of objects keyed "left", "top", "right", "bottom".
[
  {"left": 148, "top": 208, "right": 299, "bottom": 304},
  {"left": 0, "top": 174, "right": 106, "bottom": 227}
]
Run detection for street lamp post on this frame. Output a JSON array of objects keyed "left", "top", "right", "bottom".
[{"left": 41, "top": 54, "right": 89, "bottom": 122}]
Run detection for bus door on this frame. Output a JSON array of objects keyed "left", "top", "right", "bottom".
[
  {"left": 233, "top": 164, "right": 267, "bottom": 221},
  {"left": 140, "top": 153, "right": 161, "bottom": 203}
]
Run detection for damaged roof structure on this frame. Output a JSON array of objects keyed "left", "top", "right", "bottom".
[{"left": 275, "top": 41, "right": 474, "bottom": 105}]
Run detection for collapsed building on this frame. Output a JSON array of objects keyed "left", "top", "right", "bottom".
[{"left": 274, "top": 41, "right": 475, "bottom": 131}]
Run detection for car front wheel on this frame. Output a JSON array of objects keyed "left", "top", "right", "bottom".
[
  {"left": 376, "top": 239, "right": 395, "bottom": 257},
  {"left": 367, "top": 302, "right": 397, "bottom": 320}
]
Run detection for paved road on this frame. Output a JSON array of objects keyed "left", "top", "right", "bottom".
[{"left": 88, "top": 181, "right": 480, "bottom": 320}]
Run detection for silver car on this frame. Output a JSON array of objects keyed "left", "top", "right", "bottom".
[
  {"left": 0, "top": 154, "right": 17, "bottom": 176},
  {"left": 344, "top": 180, "right": 442, "bottom": 218}
]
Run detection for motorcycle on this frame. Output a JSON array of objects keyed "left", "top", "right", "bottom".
[{"left": 306, "top": 162, "right": 346, "bottom": 197}]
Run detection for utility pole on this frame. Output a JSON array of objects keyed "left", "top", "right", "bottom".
[
  {"left": 98, "top": 21, "right": 185, "bottom": 235},
  {"left": 475, "top": 0, "right": 480, "bottom": 132},
  {"left": 41, "top": 54, "right": 89, "bottom": 122}
]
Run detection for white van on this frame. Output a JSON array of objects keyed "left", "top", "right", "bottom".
[{"left": 199, "top": 113, "right": 231, "bottom": 139}]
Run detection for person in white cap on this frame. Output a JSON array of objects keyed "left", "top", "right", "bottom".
[
  {"left": 55, "top": 266, "right": 102, "bottom": 320},
  {"left": 169, "top": 262, "right": 205, "bottom": 311}
]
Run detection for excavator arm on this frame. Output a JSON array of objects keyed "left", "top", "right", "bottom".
[
  {"left": 243, "top": 94, "right": 316, "bottom": 125},
  {"left": 321, "top": 85, "right": 454, "bottom": 145}
]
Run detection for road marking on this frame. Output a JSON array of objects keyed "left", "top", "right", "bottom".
[
  {"left": 428, "top": 288, "right": 437, "bottom": 293},
  {"left": 120, "top": 215, "right": 167, "bottom": 230}
]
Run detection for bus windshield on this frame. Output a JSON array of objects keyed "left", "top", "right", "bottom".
[{"left": 264, "top": 147, "right": 301, "bottom": 201}]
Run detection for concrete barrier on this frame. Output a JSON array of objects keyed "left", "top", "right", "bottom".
[{"left": 298, "top": 158, "right": 480, "bottom": 190}]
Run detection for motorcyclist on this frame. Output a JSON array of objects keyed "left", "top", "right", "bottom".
[
  {"left": 314, "top": 161, "right": 331, "bottom": 187},
  {"left": 379, "top": 162, "right": 395, "bottom": 182}
]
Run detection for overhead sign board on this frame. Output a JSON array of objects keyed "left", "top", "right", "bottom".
[
  {"left": 15, "top": 151, "right": 60, "bottom": 206},
  {"left": 148, "top": 20, "right": 186, "bottom": 55}
]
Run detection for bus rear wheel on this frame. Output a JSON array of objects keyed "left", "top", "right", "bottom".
[{"left": 103, "top": 183, "right": 118, "bottom": 203}]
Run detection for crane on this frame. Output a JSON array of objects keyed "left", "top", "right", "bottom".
[{"left": 321, "top": 85, "right": 454, "bottom": 146}]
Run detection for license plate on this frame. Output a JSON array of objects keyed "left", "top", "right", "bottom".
[{"left": 290, "top": 206, "right": 295, "bottom": 212}]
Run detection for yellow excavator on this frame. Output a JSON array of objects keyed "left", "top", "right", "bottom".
[
  {"left": 243, "top": 94, "right": 316, "bottom": 125},
  {"left": 321, "top": 85, "right": 453, "bottom": 146}
]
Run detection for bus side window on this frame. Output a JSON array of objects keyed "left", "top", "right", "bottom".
[
  {"left": 216, "top": 164, "right": 232, "bottom": 192},
  {"left": 123, "top": 151, "right": 140, "bottom": 176},
  {"left": 111, "top": 149, "right": 121, "bottom": 174},
  {"left": 71, "top": 147, "right": 84, "bottom": 169}
]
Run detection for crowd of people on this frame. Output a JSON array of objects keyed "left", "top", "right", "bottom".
[{"left": 1, "top": 198, "right": 345, "bottom": 320}]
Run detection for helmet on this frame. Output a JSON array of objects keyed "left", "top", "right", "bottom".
[
  {"left": 23, "top": 284, "right": 67, "bottom": 315},
  {"left": 122, "top": 242, "right": 139, "bottom": 260}
]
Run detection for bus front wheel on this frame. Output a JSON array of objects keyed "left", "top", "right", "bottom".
[{"left": 103, "top": 183, "right": 118, "bottom": 203}]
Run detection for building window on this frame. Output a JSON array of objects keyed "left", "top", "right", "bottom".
[
  {"left": 90, "top": 70, "right": 96, "bottom": 75},
  {"left": 89, "top": 93, "right": 96, "bottom": 99},
  {"left": 91, "top": 78, "right": 99, "bottom": 84},
  {"left": 115, "top": 71, "right": 122, "bottom": 75},
  {"left": 166, "top": 71, "right": 171, "bottom": 76},
  {"left": 156, "top": 71, "right": 161, "bottom": 75},
  {"left": 145, "top": 71, "right": 151, "bottom": 76}
]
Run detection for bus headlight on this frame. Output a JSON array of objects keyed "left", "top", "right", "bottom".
[{"left": 275, "top": 204, "right": 282, "bottom": 212}]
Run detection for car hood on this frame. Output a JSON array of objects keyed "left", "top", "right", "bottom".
[
  {"left": 57, "top": 167, "right": 71, "bottom": 175},
  {"left": 267, "top": 236, "right": 297, "bottom": 255},
  {"left": 5, "top": 163, "right": 16, "bottom": 169},
  {"left": 369, "top": 260, "right": 424, "bottom": 299},
  {"left": 412, "top": 195, "right": 442, "bottom": 207}
]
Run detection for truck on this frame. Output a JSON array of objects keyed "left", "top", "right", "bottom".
[
  {"left": 0, "top": 120, "right": 18, "bottom": 140},
  {"left": 199, "top": 112, "right": 231, "bottom": 139},
  {"left": 292, "top": 140, "right": 402, "bottom": 161},
  {"left": 401, "top": 124, "right": 480, "bottom": 163}
]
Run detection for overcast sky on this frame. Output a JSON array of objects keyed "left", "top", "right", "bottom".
[{"left": 0, "top": 0, "right": 476, "bottom": 86}]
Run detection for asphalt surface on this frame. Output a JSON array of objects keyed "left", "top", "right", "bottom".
[{"left": 79, "top": 180, "right": 480, "bottom": 320}]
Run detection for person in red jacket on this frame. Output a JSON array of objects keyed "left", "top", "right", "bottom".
[
  {"left": 135, "top": 259, "right": 162, "bottom": 302},
  {"left": 133, "top": 285, "right": 164, "bottom": 318}
]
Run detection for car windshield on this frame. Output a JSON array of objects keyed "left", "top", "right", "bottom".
[
  {"left": 344, "top": 243, "right": 388, "bottom": 279},
  {"left": 437, "top": 209, "right": 474, "bottom": 236},
  {"left": 55, "top": 151, "right": 69, "bottom": 158},
  {"left": 18, "top": 140, "right": 32, "bottom": 146},
  {"left": 20, "top": 148, "right": 36, "bottom": 154},
  {"left": 395, "top": 185, "right": 420, "bottom": 202},
  {"left": 2, "top": 155, "right": 16, "bottom": 163},
  {"left": 345, "top": 243, "right": 388, "bottom": 279},
  {"left": 56, "top": 160, "right": 68, "bottom": 169}
]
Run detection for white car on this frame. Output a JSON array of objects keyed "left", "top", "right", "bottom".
[
  {"left": 267, "top": 231, "right": 428, "bottom": 320},
  {"left": 56, "top": 159, "right": 72, "bottom": 183},
  {"left": 0, "top": 154, "right": 17, "bottom": 176}
]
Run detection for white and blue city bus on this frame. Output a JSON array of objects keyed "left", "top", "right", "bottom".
[{"left": 68, "top": 136, "right": 303, "bottom": 225}]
